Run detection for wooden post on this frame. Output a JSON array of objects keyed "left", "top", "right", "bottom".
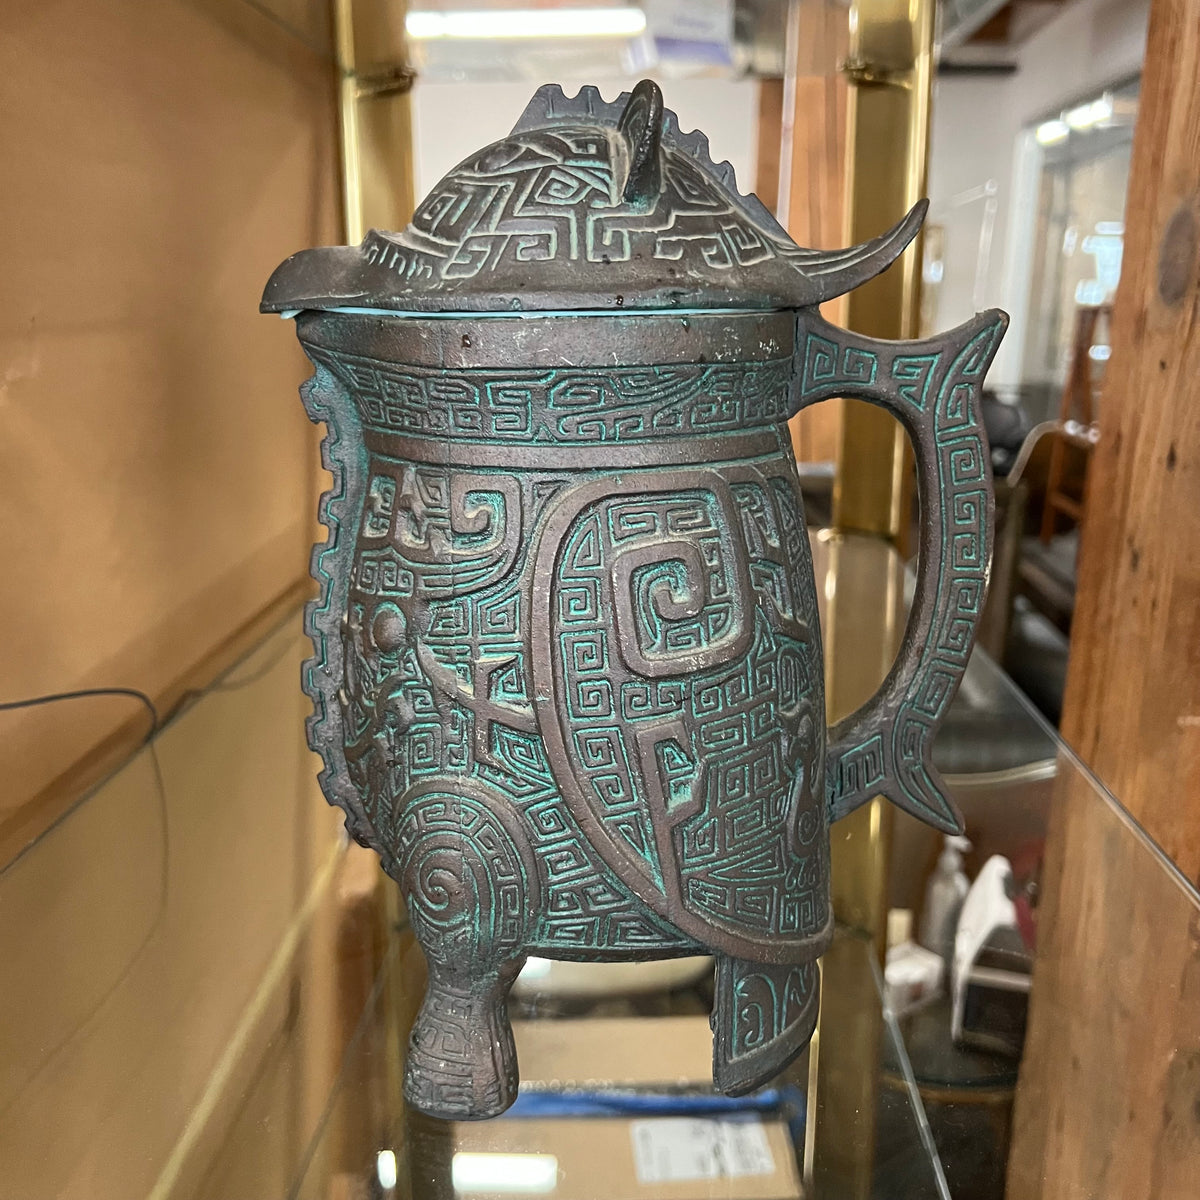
[
  {"left": 1057, "top": 6, "right": 1200, "bottom": 873},
  {"left": 771, "top": 0, "right": 849, "bottom": 464},
  {"left": 1009, "top": 1, "right": 1200, "bottom": 1195},
  {"left": 755, "top": 76, "right": 784, "bottom": 225}
]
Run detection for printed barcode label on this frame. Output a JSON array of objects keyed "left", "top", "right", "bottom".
[{"left": 630, "top": 1117, "right": 776, "bottom": 1184}]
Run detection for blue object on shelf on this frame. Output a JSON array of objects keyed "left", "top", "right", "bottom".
[{"left": 505, "top": 1085, "right": 808, "bottom": 1142}]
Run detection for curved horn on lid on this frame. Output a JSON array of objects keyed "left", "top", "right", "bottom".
[{"left": 791, "top": 199, "right": 928, "bottom": 306}]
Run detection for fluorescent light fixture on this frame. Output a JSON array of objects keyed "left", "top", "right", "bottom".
[
  {"left": 1036, "top": 119, "right": 1069, "bottom": 145},
  {"left": 1065, "top": 96, "right": 1113, "bottom": 130},
  {"left": 1064, "top": 102, "right": 1093, "bottom": 129},
  {"left": 407, "top": 7, "right": 647, "bottom": 40},
  {"left": 376, "top": 1149, "right": 398, "bottom": 1191},
  {"left": 1095, "top": 221, "right": 1124, "bottom": 236},
  {"left": 1088, "top": 344, "right": 1112, "bottom": 362},
  {"left": 452, "top": 1153, "right": 558, "bottom": 1194}
]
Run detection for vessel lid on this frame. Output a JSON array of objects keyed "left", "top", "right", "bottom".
[{"left": 262, "top": 79, "right": 925, "bottom": 315}]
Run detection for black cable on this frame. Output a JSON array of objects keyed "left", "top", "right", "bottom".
[
  {"left": 0, "top": 686, "right": 160, "bottom": 740},
  {"left": 0, "top": 694, "right": 171, "bottom": 1123},
  {"left": 1, "top": 617, "right": 311, "bottom": 1124},
  {"left": 192, "top": 626, "right": 299, "bottom": 696}
]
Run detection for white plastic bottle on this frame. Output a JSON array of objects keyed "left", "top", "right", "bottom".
[{"left": 919, "top": 835, "right": 971, "bottom": 967}]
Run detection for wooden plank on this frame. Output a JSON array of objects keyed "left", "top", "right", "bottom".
[
  {"left": 755, "top": 76, "right": 784, "bottom": 225},
  {"left": 0, "top": 619, "right": 346, "bottom": 1199},
  {"left": 1059, "top": 0, "right": 1200, "bottom": 878},
  {"left": 1009, "top": 1, "right": 1200, "bottom": 1195},
  {"left": 781, "top": 1, "right": 848, "bottom": 465},
  {"left": 1008, "top": 768, "right": 1200, "bottom": 1200},
  {"left": 0, "top": 576, "right": 311, "bottom": 866}
]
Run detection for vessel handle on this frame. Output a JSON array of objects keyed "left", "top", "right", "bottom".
[{"left": 789, "top": 308, "right": 1008, "bottom": 832}]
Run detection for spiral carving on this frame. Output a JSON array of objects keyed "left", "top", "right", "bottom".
[{"left": 392, "top": 781, "right": 537, "bottom": 968}]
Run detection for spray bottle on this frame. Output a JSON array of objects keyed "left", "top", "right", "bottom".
[{"left": 919, "top": 835, "right": 972, "bottom": 967}]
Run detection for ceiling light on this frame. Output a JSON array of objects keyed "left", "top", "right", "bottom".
[
  {"left": 1064, "top": 103, "right": 1093, "bottom": 129},
  {"left": 1065, "top": 97, "right": 1113, "bottom": 130},
  {"left": 1036, "top": 119, "right": 1069, "bottom": 145},
  {"left": 406, "top": 8, "right": 648, "bottom": 40}
]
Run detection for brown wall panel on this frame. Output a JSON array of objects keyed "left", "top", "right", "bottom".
[
  {"left": 0, "top": 0, "right": 340, "bottom": 843},
  {"left": 0, "top": 626, "right": 349, "bottom": 1199}
]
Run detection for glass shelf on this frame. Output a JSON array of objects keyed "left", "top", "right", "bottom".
[{"left": 3, "top": 533, "right": 1197, "bottom": 1200}]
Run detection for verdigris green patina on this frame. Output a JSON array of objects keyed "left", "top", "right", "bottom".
[{"left": 263, "top": 79, "right": 1007, "bottom": 1121}]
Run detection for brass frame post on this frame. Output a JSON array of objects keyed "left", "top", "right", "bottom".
[
  {"left": 807, "top": 5, "right": 936, "bottom": 1194},
  {"left": 332, "top": 0, "right": 417, "bottom": 242},
  {"left": 833, "top": 0, "right": 934, "bottom": 542},
  {"left": 827, "top": 0, "right": 934, "bottom": 949}
]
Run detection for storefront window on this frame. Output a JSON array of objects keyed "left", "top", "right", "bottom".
[{"left": 1020, "top": 78, "right": 1139, "bottom": 415}]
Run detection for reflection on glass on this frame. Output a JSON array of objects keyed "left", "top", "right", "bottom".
[
  {"left": 1020, "top": 77, "right": 1140, "bottom": 421},
  {"left": 452, "top": 1152, "right": 559, "bottom": 1194},
  {"left": 377, "top": 1148, "right": 399, "bottom": 1190}
]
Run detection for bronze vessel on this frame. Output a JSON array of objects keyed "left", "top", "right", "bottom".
[{"left": 263, "top": 80, "right": 1007, "bottom": 1120}]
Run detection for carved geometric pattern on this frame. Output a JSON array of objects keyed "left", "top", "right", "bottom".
[
  {"left": 305, "top": 326, "right": 838, "bottom": 963},
  {"left": 730, "top": 960, "right": 816, "bottom": 1055},
  {"left": 405, "top": 982, "right": 513, "bottom": 1117},
  {"left": 277, "top": 67, "right": 1009, "bottom": 1121},
  {"left": 393, "top": 784, "right": 537, "bottom": 964},
  {"left": 713, "top": 956, "right": 820, "bottom": 1094},
  {"left": 325, "top": 444, "right": 719, "bottom": 955},
  {"left": 795, "top": 310, "right": 1008, "bottom": 830},
  {"left": 295, "top": 361, "right": 376, "bottom": 851},
  {"left": 291, "top": 300, "right": 1004, "bottom": 1118},
  {"left": 830, "top": 733, "right": 885, "bottom": 801},
  {"left": 532, "top": 467, "right": 830, "bottom": 958},
  {"left": 361, "top": 121, "right": 806, "bottom": 296},
  {"left": 262, "top": 79, "right": 930, "bottom": 319},
  {"left": 305, "top": 346, "right": 792, "bottom": 447},
  {"left": 403, "top": 960, "right": 526, "bottom": 1120}
]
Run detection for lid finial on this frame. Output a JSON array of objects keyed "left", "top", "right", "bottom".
[{"left": 617, "top": 79, "right": 664, "bottom": 211}]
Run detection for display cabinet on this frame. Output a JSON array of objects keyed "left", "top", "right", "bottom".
[{"left": 4, "top": 531, "right": 1196, "bottom": 1200}]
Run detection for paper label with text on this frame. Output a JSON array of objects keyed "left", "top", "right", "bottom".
[{"left": 630, "top": 1117, "right": 775, "bottom": 1184}]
